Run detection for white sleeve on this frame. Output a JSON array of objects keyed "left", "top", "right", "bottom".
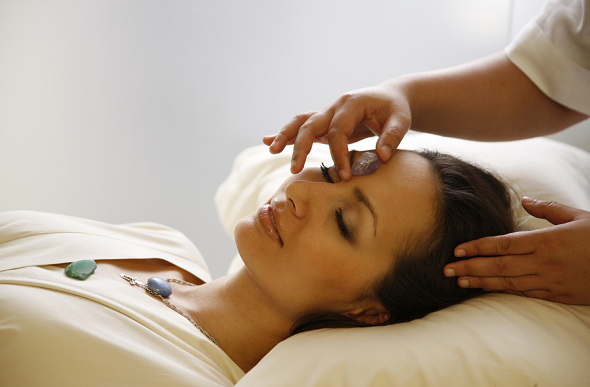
[{"left": 506, "top": 0, "right": 590, "bottom": 115}]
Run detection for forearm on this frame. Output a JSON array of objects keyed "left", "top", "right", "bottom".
[{"left": 390, "top": 52, "right": 587, "bottom": 141}]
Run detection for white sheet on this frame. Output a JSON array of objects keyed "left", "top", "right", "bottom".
[{"left": 0, "top": 211, "right": 244, "bottom": 386}]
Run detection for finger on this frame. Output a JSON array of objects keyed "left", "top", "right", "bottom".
[
  {"left": 271, "top": 112, "right": 317, "bottom": 154},
  {"left": 263, "top": 135, "right": 276, "bottom": 146},
  {"left": 328, "top": 132, "right": 352, "bottom": 181},
  {"left": 457, "top": 275, "right": 546, "bottom": 292},
  {"left": 267, "top": 133, "right": 290, "bottom": 154},
  {"left": 291, "top": 111, "right": 334, "bottom": 173},
  {"left": 375, "top": 114, "right": 410, "bottom": 162},
  {"left": 317, "top": 131, "right": 370, "bottom": 145},
  {"left": 345, "top": 121, "right": 377, "bottom": 144},
  {"left": 444, "top": 255, "right": 536, "bottom": 278},
  {"left": 315, "top": 135, "right": 328, "bottom": 144},
  {"left": 454, "top": 230, "right": 539, "bottom": 258},
  {"left": 327, "top": 108, "right": 364, "bottom": 181},
  {"left": 521, "top": 196, "right": 580, "bottom": 225}
]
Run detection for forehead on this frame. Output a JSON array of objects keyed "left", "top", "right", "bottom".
[
  {"left": 350, "top": 148, "right": 432, "bottom": 178},
  {"left": 357, "top": 150, "right": 437, "bottom": 252},
  {"left": 376, "top": 150, "right": 434, "bottom": 187}
]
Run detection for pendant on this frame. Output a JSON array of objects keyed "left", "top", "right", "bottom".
[
  {"left": 65, "top": 259, "right": 97, "bottom": 280},
  {"left": 147, "top": 277, "right": 172, "bottom": 297}
]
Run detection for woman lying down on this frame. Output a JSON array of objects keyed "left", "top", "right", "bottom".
[{"left": 0, "top": 148, "right": 514, "bottom": 386}]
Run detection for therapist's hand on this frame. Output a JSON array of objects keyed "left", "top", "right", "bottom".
[
  {"left": 444, "top": 197, "right": 590, "bottom": 305},
  {"left": 263, "top": 82, "right": 412, "bottom": 181}
]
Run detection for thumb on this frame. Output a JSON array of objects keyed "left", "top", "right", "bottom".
[
  {"left": 522, "top": 196, "right": 578, "bottom": 226},
  {"left": 375, "top": 115, "right": 409, "bottom": 162}
]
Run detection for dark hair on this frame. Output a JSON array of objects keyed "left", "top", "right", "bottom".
[{"left": 291, "top": 150, "right": 516, "bottom": 334}]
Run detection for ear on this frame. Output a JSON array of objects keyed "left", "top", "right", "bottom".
[{"left": 345, "top": 303, "right": 391, "bottom": 325}]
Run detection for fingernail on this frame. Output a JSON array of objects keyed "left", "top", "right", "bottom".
[
  {"left": 290, "top": 159, "right": 297, "bottom": 172},
  {"left": 522, "top": 196, "right": 534, "bottom": 204},
  {"left": 455, "top": 249, "right": 466, "bottom": 257},
  {"left": 339, "top": 169, "right": 349, "bottom": 181},
  {"left": 351, "top": 151, "right": 381, "bottom": 176},
  {"left": 380, "top": 145, "right": 392, "bottom": 160},
  {"left": 459, "top": 279, "right": 469, "bottom": 288},
  {"left": 444, "top": 268, "right": 455, "bottom": 277}
]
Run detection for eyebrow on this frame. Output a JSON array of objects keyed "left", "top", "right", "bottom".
[{"left": 353, "top": 186, "right": 377, "bottom": 236}]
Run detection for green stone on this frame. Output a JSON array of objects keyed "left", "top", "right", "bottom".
[{"left": 65, "top": 260, "right": 97, "bottom": 280}]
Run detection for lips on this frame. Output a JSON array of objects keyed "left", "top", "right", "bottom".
[{"left": 258, "top": 204, "right": 283, "bottom": 246}]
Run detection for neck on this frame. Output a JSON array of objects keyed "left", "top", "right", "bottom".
[{"left": 174, "top": 267, "right": 295, "bottom": 372}]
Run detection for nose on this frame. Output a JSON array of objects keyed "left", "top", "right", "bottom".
[{"left": 284, "top": 179, "right": 331, "bottom": 220}]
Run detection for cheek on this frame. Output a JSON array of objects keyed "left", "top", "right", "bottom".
[
  {"left": 291, "top": 240, "right": 355, "bottom": 286},
  {"left": 234, "top": 214, "right": 271, "bottom": 270}
]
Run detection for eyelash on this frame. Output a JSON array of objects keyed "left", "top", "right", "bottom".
[
  {"left": 335, "top": 209, "right": 351, "bottom": 240},
  {"left": 320, "top": 163, "right": 334, "bottom": 183},
  {"left": 320, "top": 163, "right": 351, "bottom": 240}
]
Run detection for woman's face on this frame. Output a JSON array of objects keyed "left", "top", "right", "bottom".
[{"left": 234, "top": 150, "right": 437, "bottom": 321}]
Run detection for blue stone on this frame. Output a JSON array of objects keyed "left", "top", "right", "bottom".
[
  {"left": 65, "top": 260, "right": 97, "bottom": 280},
  {"left": 147, "top": 277, "right": 172, "bottom": 297}
]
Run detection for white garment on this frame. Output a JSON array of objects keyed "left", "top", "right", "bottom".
[
  {"left": 0, "top": 211, "right": 245, "bottom": 386},
  {"left": 506, "top": 0, "right": 590, "bottom": 115}
]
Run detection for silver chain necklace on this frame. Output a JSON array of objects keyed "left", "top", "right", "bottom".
[{"left": 120, "top": 274, "right": 221, "bottom": 348}]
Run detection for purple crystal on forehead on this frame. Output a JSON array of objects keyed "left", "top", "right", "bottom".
[{"left": 351, "top": 151, "right": 381, "bottom": 176}]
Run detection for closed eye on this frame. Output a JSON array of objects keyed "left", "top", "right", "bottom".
[
  {"left": 335, "top": 208, "right": 351, "bottom": 241},
  {"left": 321, "top": 163, "right": 352, "bottom": 241}
]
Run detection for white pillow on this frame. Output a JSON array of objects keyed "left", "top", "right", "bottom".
[{"left": 215, "top": 133, "right": 590, "bottom": 387}]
